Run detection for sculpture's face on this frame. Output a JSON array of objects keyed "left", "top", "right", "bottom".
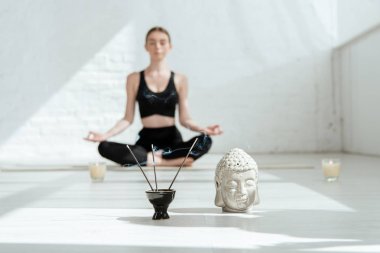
[
  {"left": 214, "top": 148, "right": 259, "bottom": 212},
  {"left": 220, "top": 170, "right": 257, "bottom": 212}
]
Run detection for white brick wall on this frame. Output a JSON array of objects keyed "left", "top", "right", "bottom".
[{"left": 0, "top": 23, "right": 141, "bottom": 164}]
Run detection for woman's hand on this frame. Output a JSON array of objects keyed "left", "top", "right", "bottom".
[
  {"left": 84, "top": 131, "right": 107, "bottom": 142},
  {"left": 203, "top": 124, "right": 223, "bottom": 136}
]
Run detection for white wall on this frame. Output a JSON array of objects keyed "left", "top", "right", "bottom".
[
  {"left": 1, "top": 0, "right": 376, "bottom": 164},
  {"left": 336, "top": 26, "right": 380, "bottom": 155},
  {"left": 334, "top": 0, "right": 380, "bottom": 156},
  {"left": 336, "top": 0, "right": 380, "bottom": 46}
]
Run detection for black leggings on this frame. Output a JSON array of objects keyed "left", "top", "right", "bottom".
[{"left": 98, "top": 126, "right": 212, "bottom": 166}]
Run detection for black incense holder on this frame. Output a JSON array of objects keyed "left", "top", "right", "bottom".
[
  {"left": 126, "top": 138, "right": 198, "bottom": 220},
  {"left": 145, "top": 189, "right": 176, "bottom": 220}
]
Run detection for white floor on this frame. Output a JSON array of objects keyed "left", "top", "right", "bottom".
[{"left": 0, "top": 153, "right": 379, "bottom": 253}]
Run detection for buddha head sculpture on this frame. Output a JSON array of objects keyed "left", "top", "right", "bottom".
[{"left": 215, "top": 148, "right": 259, "bottom": 212}]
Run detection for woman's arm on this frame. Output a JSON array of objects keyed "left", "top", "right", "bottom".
[
  {"left": 85, "top": 73, "right": 139, "bottom": 142},
  {"left": 177, "top": 74, "right": 223, "bottom": 136}
]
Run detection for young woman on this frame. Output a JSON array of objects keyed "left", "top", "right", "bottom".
[{"left": 85, "top": 27, "right": 222, "bottom": 166}]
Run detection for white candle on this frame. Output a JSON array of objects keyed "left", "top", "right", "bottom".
[
  {"left": 322, "top": 159, "right": 341, "bottom": 182},
  {"left": 89, "top": 162, "right": 107, "bottom": 182}
]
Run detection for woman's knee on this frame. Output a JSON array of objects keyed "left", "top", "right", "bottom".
[
  {"left": 190, "top": 135, "right": 212, "bottom": 160},
  {"left": 198, "top": 134, "right": 212, "bottom": 153},
  {"left": 98, "top": 141, "right": 110, "bottom": 157}
]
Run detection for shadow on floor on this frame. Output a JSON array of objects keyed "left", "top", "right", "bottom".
[{"left": 118, "top": 207, "right": 380, "bottom": 252}]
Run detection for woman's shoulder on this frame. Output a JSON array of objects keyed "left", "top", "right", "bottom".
[
  {"left": 125, "top": 71, "right": 142, "bottom": 93},
  {"left": 173, "top": 71, "right": 188, "bottom": 86},
  {"left": 127, "top": 71, "right": 141, "bottom": 81},
  {"left": 126, "top": 71, "right": 142, "bottom": 84}
]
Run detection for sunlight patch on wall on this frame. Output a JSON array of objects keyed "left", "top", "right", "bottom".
[{"left": 0, "top": 23, "right": 138, "bottom": 164}]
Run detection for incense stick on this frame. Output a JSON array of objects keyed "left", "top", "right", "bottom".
[
  {"left": 126, "top": 145, "right": 153, "bottom": 191},
  {"left": 151, "top": 144, "right": 158, "bottom": 191},
  {"left": 168, "top": 138, "right": 198, "bottom": 190}
]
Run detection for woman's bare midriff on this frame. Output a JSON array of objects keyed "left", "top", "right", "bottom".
[{"left": 141, "top": 114, "right": 176, "bottom": 128}]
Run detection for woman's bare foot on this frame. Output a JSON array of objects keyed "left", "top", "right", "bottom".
[
  {"left": 147, "top": 151, "right": 194, "bottom": 167},
  {"left": 147, "top": 151, "right": 162, "bottom": 166}
]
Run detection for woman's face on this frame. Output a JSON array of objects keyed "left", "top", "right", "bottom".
[{"left": 145, "top": 31, "right": 172, "bottom": 60}]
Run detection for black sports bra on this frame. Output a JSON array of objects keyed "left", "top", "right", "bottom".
[{"left": 136, "top": 71, "right": 179, "bottom": 118}]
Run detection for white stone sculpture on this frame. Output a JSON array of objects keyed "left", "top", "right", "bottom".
[{"left": 215, "top": 148, "right": 259, "bottom": 212}]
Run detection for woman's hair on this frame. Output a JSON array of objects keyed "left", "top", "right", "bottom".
[{"left": 145, "top": 26, "right": 171, "bottom": 44}]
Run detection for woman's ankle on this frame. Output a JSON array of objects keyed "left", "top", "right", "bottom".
[
  {"left": 160, "top": 157, "right": 194, "bottom": 167},
  {"left": 147, "top": 152, "right": 194, "bottom": 167},
  {"left": 147, "top": 152, "right": 162, "bottom": 166},
  {"left": 182, "top": 157, "right": 194, "bottom": 166}
]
